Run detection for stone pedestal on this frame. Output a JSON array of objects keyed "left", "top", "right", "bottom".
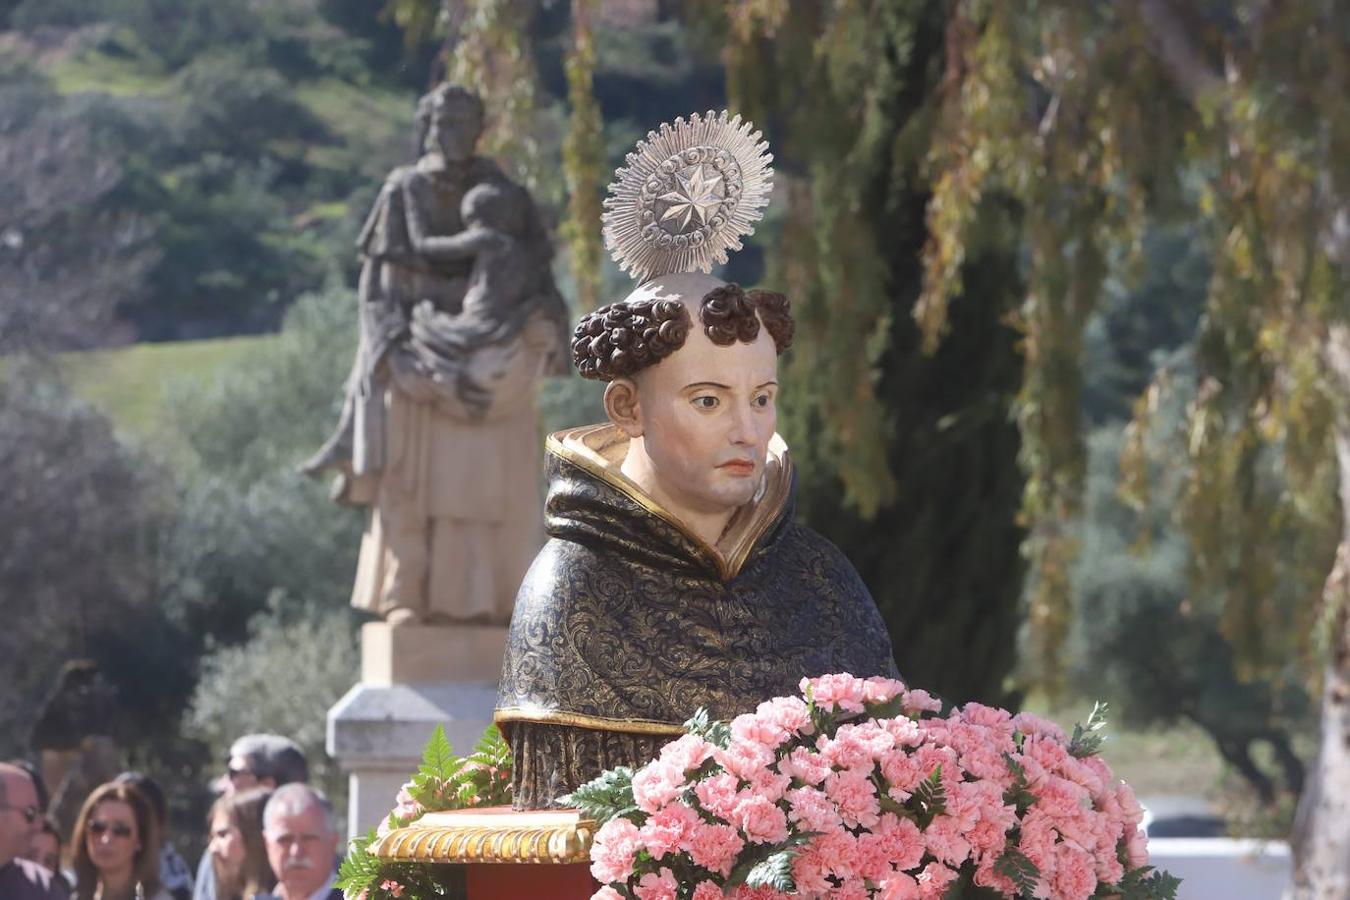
[{"left": 328, "top": 623, "right": 509, "bottom": 837}]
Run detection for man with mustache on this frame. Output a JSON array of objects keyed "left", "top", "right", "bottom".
[
  {"left": 259, "top": 785, "right": 340, "bottom": 900},
  {"left": 0, "top": 762, "right": 68, "bottom": 899}
]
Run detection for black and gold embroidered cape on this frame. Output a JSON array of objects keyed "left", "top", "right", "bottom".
[{"left": 495, "top": 424, "right": 899, "bottom": 808}]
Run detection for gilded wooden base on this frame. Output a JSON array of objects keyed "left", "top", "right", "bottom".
[{"left": 368, "top": 807, "right": 596, "bottom": 865}]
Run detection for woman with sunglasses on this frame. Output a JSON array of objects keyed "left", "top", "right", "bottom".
[
  {"left": 205, "top": 788, "right": 274, "bottom": 900},
  {"left": 71, "top": 782, "right": 172, "bottom": 900}
]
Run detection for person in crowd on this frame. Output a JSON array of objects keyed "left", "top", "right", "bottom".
[
  {"left": 113, "top": 773, "right": 192, "bottom": 900},
  {"left": 25, "top": 816, "right": 68, "bottom": 885},
  {"left": 8, "top": 759, "right": 50, "bottom": 812},
  {"left": 205, "top": 788, "right": 274, "bottom": 900},
  {"left": 70, "top": 781, "right": 172, "bottom": 900},
  {"left": 259, "top": 785, "right": 340, "bottom": 900},
  {"left": 0, "top": 762, "right": 68, "bottom": 899},
  {"left": 192, "top": 736, "right": 307, "bottom": 900}
]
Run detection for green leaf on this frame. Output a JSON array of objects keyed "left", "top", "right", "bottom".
[
  {"left": 914, "top": 765, "right": 947, "bottom": 825},
  {"left": 993, "top": 848, "right": 1040, "bottom": 895},
  {"left": 684, "top": 707, "right": 732, "bottom": 748},
  {"left": 1069, "top": 701, "right": 1110, "bottom": 758},
  {"left": 465, "top": 723, "right": 514, "bottom": 807},
  {"left": 865, "top": 695, "right": 906, "bottom": 720},
  {"left": 409, "top": 724, "right": 464, "bottom": 807},
  {"left": 744, "top": 849, "right": 798, "bottom": 892},
  {"left": 558, "top": 766, "right": 638, "bottom": 825},
  {"left": 1002, "top": 752, "right": 1036, "bottom": 812},
  {"left": 334, "top": 828, "right": 383, "bottom": 893},
  {"left": 1117, "top": 865, "right": 1183, "bottom": 899}
]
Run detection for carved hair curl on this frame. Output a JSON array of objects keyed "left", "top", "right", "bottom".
[{"left": 572, "top": 284, "right": 794, "bottom": 381}]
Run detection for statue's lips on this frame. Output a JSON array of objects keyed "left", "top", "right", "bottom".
[{"left": 716, "top": 460, "right": 756, "bottom": 475}]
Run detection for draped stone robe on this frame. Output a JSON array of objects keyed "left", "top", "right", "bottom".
[{"left": 496, "top": 424, "right": 900, "bottom": 809}]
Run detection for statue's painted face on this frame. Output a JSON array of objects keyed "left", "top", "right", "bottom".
[{"left": 627, "top": 316, "right": 779, "bottom": 517}]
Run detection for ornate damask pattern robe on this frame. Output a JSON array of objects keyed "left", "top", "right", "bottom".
[{"left": 496, "top": 424, "right": 900, "bottom": 809}]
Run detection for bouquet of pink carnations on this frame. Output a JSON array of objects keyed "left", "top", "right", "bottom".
[{"left": 563, "top": 674, "right": 1179, "bottom": 900}]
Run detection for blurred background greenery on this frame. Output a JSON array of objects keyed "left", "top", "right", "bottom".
[{"left": 2, "top": 0, "right": 1344, "bottom": 877}]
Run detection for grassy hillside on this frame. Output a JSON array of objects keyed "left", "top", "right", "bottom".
[{"left": 61, "top": 335, "right": 276, "bottom": 438}]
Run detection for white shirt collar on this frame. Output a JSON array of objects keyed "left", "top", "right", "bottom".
[{"left": 306, "top": 873, "right": 336, "bottom": 900}]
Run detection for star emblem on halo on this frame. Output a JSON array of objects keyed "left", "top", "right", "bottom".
[{"left": 658, "top": 163, "right": 725, "bottom": 232}]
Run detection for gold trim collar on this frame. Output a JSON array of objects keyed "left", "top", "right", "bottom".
[{"left": 546, "top": 423, "right": 793, "bottom": 582}]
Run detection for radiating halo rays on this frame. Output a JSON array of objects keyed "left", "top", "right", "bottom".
[{"left": 602, "top": 110, "right": 774, "bottom": 283}]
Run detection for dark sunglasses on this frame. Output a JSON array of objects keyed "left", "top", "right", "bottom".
[
  {"left": 226, "top": 764, "right": 255, "bottom": 781},
  {"left": 0, "top": 804, "right": 38, "bottom": 825},
  {"left": 89, "top": 819, "right": 134, "bottom": 839}
]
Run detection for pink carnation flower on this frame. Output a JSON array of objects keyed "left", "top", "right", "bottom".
[
  {"left": 688, "top": 821, "right": 744, "bottom": 877},
  {"left": 916, "top": 862, "right": 960, "bottom": 899},
  {"left": 1125, "top": 825, "right": 1149, "bottom": 869},
  {"left": 778, "top": 745, "right": 831, "bottom": 786},
  {"left": 691, "top": 884, "right": 723, "bottom": 900},
  {"left": 755, "top": 695, "right": 814, "bottom": 736},
  {"left": 873, "top": 812, "right": 925, "bottom": 871},
  {"left": 731, "top": 712, "right": 790, "bottom": 750},
  {"left": 790, "top": 843, "right": 833, "bottom": 895},
  {"left": 901, "top": 688, "right": 942, "bottom": 715},
  {"left": 638, "top": 801, "right": 701, "bottom": 860},
  {"left": 392, "top": 783, "right": 422, "bottom": 821},
  {"left": 822, "top": 721, "right": 896, "bottom": 769},
  {"left": 1012, "top": 710, "right": 1069, "bottom": 742},
  {"left": 1049, "top": 844, "right": 1099, "bottom": 900},
  {"left": 714, "top": 738, "right": 777, "bottom": 783},
  {"left": 833, "top": 878, "right": 872, "bottom": 900},
  {"left": 634, "top": 867, "right": 678, "bottom": 900},
  {"left": 694, "top": 771, "right": 744, "bottom": 821},
  {"left": 786, "top": 785, "right": 843, "bottom": 834},
  {"left": 590, "top": 816, "right": 643, "bottom": 884},
  {"left": 732, "top": 794, "right": 790, "bottom": 844},
  {"left": 659, "top": 733, "right": 716, "bottom": 774},
  {"left": 973, "top": 855, "right": 1019, "bottom": 896},
  {"left": 880, "top": 715, "right": 922, "bottom": 747},
  {"left": 745, "top": 766, "right": 791, "bottom": 805},
  {"left": 877, "top": 872, "right": 920, "bottom": 899},
  {"left": 632, "top": 759, "right": 686, "bottom": 814},
  {"left": 923, "top": 815, "right": 973, "bottom": 867},
  {"left": 728, "top": 888, "right": 793, "bottom": 900},
  {"left": 813, "top": 829, "right": 859, "bottom": 880},
  {"left": 1115, "top": 782, "right": 1146, "bottom": 828},
  {"left": 590, "top": 889, "right": 624, "bottom": 900},
  {"left": 864, "top": 676, "right": 908, "bottom": 705},
  {"left": 824, "top": 767, "right": 881, "bottom": 829},
  {"left": 803, "top": 673, "right": 867, "bottom": 713}
]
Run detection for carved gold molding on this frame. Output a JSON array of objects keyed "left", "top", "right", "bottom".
[{"left": 369, "top": 808, "right": 596, "bottom": 865}]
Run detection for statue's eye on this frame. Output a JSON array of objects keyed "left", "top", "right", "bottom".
[
  {"left": 692, "top": 396, "right": 719, "bottom": 410},
  {"left": 753, "top": 394, "right": 771, "bottom": 408}
]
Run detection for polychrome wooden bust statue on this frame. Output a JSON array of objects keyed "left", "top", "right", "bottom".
[{"left": 494, "top": 113, "right": 899, "bottom": 809}]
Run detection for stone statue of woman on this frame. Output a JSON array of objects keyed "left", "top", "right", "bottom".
[{"left": 303, "top": 84, "right": 568, "bottom": 626}]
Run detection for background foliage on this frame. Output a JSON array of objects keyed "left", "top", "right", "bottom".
[{"left": 1, "top": 1, "right": 1340, "bottom": 875}]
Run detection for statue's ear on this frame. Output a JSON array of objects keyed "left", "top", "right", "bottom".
[{"left": 604, "top": 378, "right": 643, "bottom": 437}]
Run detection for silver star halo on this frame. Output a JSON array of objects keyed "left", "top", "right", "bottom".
[{"left": 602, "top": 110, "right": 774, "bottom": 283}]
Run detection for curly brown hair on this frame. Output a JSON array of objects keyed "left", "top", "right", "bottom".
[{"left": 573, "top": 284, "right": 793, "bottom": 381}]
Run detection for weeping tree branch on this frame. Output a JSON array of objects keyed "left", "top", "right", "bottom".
[{"left": 1131, "top": 0, "right": 1222, "bottom": 102}]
